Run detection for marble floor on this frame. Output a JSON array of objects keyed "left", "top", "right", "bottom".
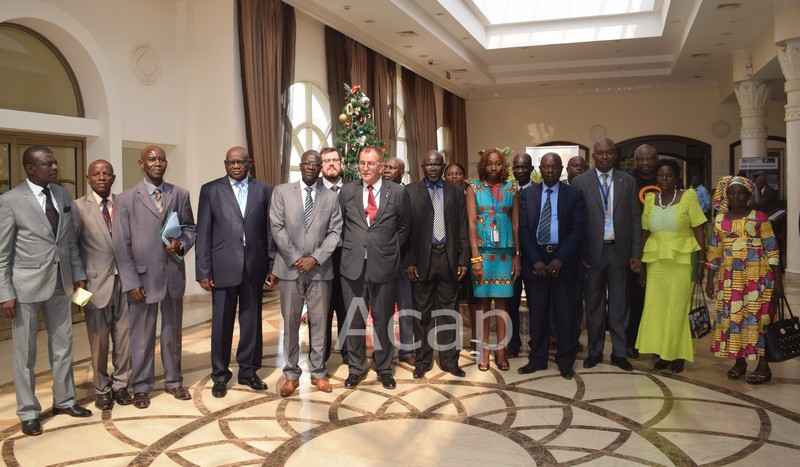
[{"left": 1, "top": 275, "right": 799, "bottom": 466}]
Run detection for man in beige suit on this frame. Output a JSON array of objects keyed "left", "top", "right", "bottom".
[
  {"left": 72, "top": 160, "right": 132, "bottom": 410},
  {"left": 0, "top": 146, "right": 91, "bottom": 436},
  {"left": 271, "top": 150, "right": 342, "bottom": 397}
]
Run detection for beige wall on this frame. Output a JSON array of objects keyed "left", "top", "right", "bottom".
[{"left": 466, "top": 88, "right": 787, "bottom": 183}]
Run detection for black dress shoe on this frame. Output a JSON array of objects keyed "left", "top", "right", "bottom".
[
  {"left": 583, "top": 355, "right": 602, "bottom": 368},
  {"left": 626, "top": 347, "right": 640, "bottom": 359},
  {"left": 344, "top": 373, "right": 365, "bottom": 389},
  {"left": 113, "top": 389, "right": 133, "bottom": 406},
  {"left": 238, "top": 376, "right": 268, "bottom": 391},
  {"left": 447, "top": 366, "right": 466, "bottom": 377},
  {"left": 506, "top": 346, "right": 520, "bottom": 358},
  {"left": 52, "top": 404, "right": 92, "bottom": 417},
  {"left": 379, "top": 374, "right": 396, "bottom": 389},
  {"left": 212, "top": 381, "right": 227, "bottom": 398},
  {"left": 610, "top": 355, "right": 634, "bottom": 372},
  {"left": 412, "top": 367, "right": 427, "bottom": 379},
  {"left": 653, "top": 359, "right": 670, "bottom": 371},
  {"left": 560, "top": 368, "right": 575, "bottom": 380},
  {"left": 95, "top": 393, "right": 113, "bottom": 410},
  {"left": 518, "top": 363, "right": 547, "bottom": 374},
  {"left": 21, "top": 419, "right": 42, "bottom": 436},
  {"left": 670, "top": 359, "right": 685, "bottom": 373}
]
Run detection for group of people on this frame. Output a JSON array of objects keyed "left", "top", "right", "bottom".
[{"left": 0, "top": 139, "right": 784, "bottom": 437}]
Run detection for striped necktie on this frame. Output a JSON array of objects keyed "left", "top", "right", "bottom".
[
  {"left": 303, "top": 186, "right": 313, "bottom": 227},
  {"left": 537, "top": 188, "right": 552, "bottom": 244}
]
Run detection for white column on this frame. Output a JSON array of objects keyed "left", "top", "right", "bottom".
[
  {"left": 777, "top": 40, "right": 800, "bottom": 272},
  {"left": 734, "top": 80, "right": 771, "bottom": 158}
]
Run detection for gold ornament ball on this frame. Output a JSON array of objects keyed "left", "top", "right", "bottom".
[{"left": 338, "top": 114, "right": 347, "bottom": 123}]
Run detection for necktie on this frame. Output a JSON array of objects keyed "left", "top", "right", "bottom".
[
  {"left": 537, "top": 188, "right": 552, "bottom": 244},
  {"left": 101, "top": 198, "right": 112, "bottom": 234},
  {"left": 303, "top": 186, "right": 313, "bottom": 227},
  {"left": 366, "top": 185, "right": 377, "bottom": 224},
  {"left": 236, "top": 180, "right": 247, "bottom": 216},
  {"left": 42, "top": 186, "right": 59, "bottom": 236},
  {"left": 331, "top": 185, "right": 340, "bottom": 194},
  {"left": 432, "top": 184, "right": 445, "bottom": 242},
  {"left": 153, "top": 187, "right": 163, "bottom": 214},
  {"left": 601, "top": 173, "right": 610, "bottom": 211}
]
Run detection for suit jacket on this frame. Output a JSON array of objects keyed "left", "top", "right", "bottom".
[
  {"left": 195, "top": 176, "right": 274, "bottom": 287},
  {"left": 270, "top": 181, "right": 342, "bottom": 280},
  {"left": 571, "top": 169, "right": 642, "bottom": 267},
  {"left": 0, "top": 181, "right": 85, "bottom": 303},
  {"left": 518, "top": 182, "right": 585, "bottom": 281},
  {"left": 402, "top": 179, "right": 468, "bottom": 279},
  {"left": 338, "top": 179, "right": 410, "bottom": 283},
  {"left": 72, "top": 193, "right": 118, "bottom": 308},
  {"left": 112, "top": 180, "right": 196, "bottom": 304}
]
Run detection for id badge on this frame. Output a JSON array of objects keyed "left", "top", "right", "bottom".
[
  {"left": 491, "top": 229, "right": 500, "bottom": 243},
  {"left": 604, "top": 216, "right": 613, "bottom": 232}
]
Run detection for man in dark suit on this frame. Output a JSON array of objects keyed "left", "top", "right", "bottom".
[
  {"left": 338, "top": 145, "right": 410, "bottom": 390},
  {"left": 0, "top": 146, "right": 91, "bottom": 436},
  {"left": 317, "top": 147, "right": 348, "bottom": 365},
  {"left": 507, "top": 152, "right": 534, "bottom": 357},
  {"left": 271, "top": 150, "right": 342, "bottom": 397},
  {"left": 517, "top": 153, "right": 585, "bottom": 379},
  {"left": 571, "top": 138, "right": 642, "bottom": 372},
  {"left": 402, "top": 150, "right": 468, "bottom": 379},
  {"left": 113, "top": 145, "right": 197, "bottom": 409},
  {"left": 195, "top": 146, "right": 274, "bottom": 398},
  {"left": 72, "top": 159, "right": 132, "bottom": 410}
]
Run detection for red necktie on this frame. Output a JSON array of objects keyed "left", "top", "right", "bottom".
[{"left": 366, "top": 185, "right": 377, "bottom": 224}]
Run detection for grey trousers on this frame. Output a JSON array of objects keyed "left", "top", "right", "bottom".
[
  {"left": 128, "top": 290, "right": 184, "bottom": 393},
  {"left": 280, "top": 276, "right": 331, "bottom": 380},
  {"left": 84, "top": 275, "right": 131, "bottom": 394}
]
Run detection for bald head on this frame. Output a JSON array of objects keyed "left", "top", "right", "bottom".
[
  {"left": 512, "top": 152, "right": 533, "bottom": 186},
  {"left": 383, "top": 156, "right": 406, "bottom": 183},
  {"left": 633, "top": 144, "right": 658, "bottom": 179}
]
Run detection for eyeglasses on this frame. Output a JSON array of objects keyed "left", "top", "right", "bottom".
[
  {"left": 422, "top": 163, "right": 443, "bottom": 169},
  {"left": 300, "top": 161, "right": 322, "bottom": 168},
  {"left": 224, "top": 159, "right": 251, "bottom": 167},
  {"left": 322, "top": 158, "right": 341, "bottom": 164},
  {"left": 358, "top": 161, "right": 380, "bottom": 169}
]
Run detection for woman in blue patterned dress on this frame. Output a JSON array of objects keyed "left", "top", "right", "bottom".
[{"left": 466, "top": 149, "right": 521, "bottom": 371}]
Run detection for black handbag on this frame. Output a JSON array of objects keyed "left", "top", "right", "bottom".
[
  {"left": 688, "top": 282, "right": 712, "bottom": 339},
  {"left": 765, "top": 296, "right": 800, "bottom": 362}
]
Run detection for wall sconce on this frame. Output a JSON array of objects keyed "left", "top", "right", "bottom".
[{"left": 745, "top": 57, "right": 753, "bottom": 77}]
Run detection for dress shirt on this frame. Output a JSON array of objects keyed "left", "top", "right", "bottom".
[
  {"left": 595, "top": 168, "right": 615, "bottom": 241},
  {"left": 26, "top": 179, "right": 59, "bottom": 212},
  {"left": 518, "top": 180, "right": 533, "bottom": 191},
  {"left": 321, "top": 177, "right": 343, "bottom": 192},
  {"left": 424, "top": 177, "right": 446, "bottom": 245},
  {"left": 142, "top": 179, "right": 165, "bottom": 206},
  {"left": 91, "top": 190, "right": 114, "bottom": 218},
  {"left": 299, "top": 181, "right": 317, "bottom": 206},
  {"left": 537, "top": 182, "right": 560, "bottom": 245}
]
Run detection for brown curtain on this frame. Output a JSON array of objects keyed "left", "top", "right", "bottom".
[
  {"left": 325, "top": 27, "right": 397, "bottom": 159},
  {"left": 401, "top": 67, "right": 437, "bottom": 180},
  {"left": 443, "top": 90, "right": 468, "bottom": 169},
  {"left": 237, "top": 0, "right": 295, "bottom": 185}
]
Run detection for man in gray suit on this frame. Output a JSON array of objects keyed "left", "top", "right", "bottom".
[
  {"left": 271, "top": 150, "right": 342, "bottom": 397},
  {"left": 338, "top": 146, "right": 410, "bottom": 390},
  {"left": 112, "top": 146, "right": 196, "bottom": 409},
  {"left": 72, "top": 159, "right": 132, "bottom": 410},
  {"left": 571, "top": 138, "right": 642, "bottom": 372},
  {"left": 196, "top": 146, "right": 274, "bottom": 398},
  {"left": 0, "top": 146, "right": 91, "bottom": 436}
]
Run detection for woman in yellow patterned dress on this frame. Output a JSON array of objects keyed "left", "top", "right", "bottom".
[
  {"left": 466, "top": 149, "right": 521, "bottom": 371},
  {"left": 705, "top": 176, "right": 783, "bottom": 384}
]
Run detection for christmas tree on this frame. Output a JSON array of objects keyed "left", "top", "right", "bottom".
[{"left": 334, "top": 84, "right": 386, "bottom": 179}]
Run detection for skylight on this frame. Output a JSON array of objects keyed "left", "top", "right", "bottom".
[{"left": 470, "top": 0, "right": 656, "bottom": 26}]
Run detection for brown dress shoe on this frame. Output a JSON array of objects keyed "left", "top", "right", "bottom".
[
  {"left": 280, "top": 379, "right": 299, "bottom": 397},
  {"left": 311, "top": 377, "right": 333, "bottom": 393},
  {"left": 133, "top": 392, "right": 150, "bottom": 409},
  {"left": 165, "top": 387, "right": 192, "bottom": 400},
  {"left": 399, "top": 355, "right": 416, "bottom": 365}
]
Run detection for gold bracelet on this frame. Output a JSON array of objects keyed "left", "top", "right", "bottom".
[{"left": 470, "top": 255, "right": 483, "bottom": 264}]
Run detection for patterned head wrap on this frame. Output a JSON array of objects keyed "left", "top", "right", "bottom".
[{"left": 713, "top": 175, "right": 754, "bottom": 213}]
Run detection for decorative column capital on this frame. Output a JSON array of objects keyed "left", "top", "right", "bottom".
[
  {"left": 734, "top": 80, "right": 771, "bottom": 111},
  {"left": 778, "top": 40, "right": 800, "bottom": 81}
]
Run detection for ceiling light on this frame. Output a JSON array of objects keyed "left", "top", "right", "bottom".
[
  {"left": 716, "top": 3, "right": 742, "bottom": 11},
  {"left": 722, "top": 32, "right": 733, "bottom": 36},
  {"left": 730, "top": 19, "right": 741, "bottom": 23},
  {"left": 404, "top": 45, "right": 413, "bottom": 48},
  {"left": 670, "top": 19, "right": 680, "bottom": 24},
  {"left": 395, "top": 31, "right": 418, "bottom": 37},
  {"left": 364, "top": 20, "right": 374, "bottom": 24},
  {"left": 691, "top": 53, "right": 710, "bottom": 58}
]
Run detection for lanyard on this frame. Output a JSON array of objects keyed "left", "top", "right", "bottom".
[{"left": 597, "top": 173, "right": 611, "bottom": 211}]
